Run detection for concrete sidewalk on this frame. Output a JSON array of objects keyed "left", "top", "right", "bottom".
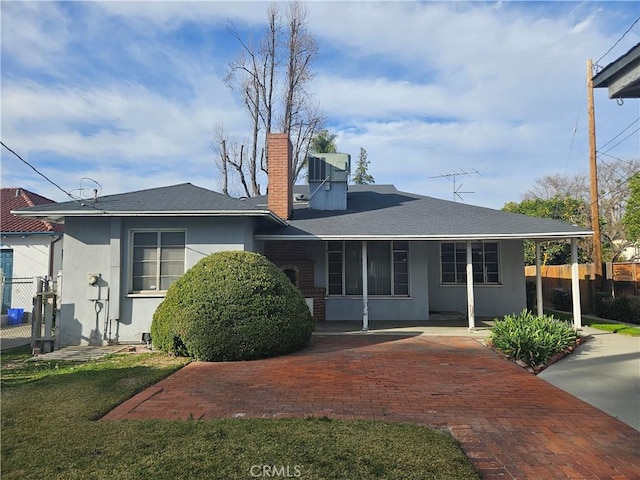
[{"left": 539, "top": 327, "right": 640, "bottom": 431}]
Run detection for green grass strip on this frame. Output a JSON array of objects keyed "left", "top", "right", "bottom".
[
  {"left": 544, "top": 310, "right": 640, "bottom": 336},
  {"left": 587, "top": 323, "right": 640, "bottom": 337}
]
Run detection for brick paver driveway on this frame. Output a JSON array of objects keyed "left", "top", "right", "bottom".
[{"left": 103, "top": 335, "right": 640, "bottom": 479}]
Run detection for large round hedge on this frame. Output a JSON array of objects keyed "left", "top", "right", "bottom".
[{"left": 151, "top": 251, "right": 314, "bottom": 361}]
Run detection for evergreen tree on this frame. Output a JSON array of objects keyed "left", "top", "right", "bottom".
[{"left": 352, "top": 147, "right": 374, "bottom": 185}]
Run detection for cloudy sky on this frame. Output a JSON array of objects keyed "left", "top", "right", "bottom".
[{"left": 1, "top": 1, "right": 639, "bottom": 209}]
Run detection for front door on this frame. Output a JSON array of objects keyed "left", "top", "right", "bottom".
[{"left": 1, "top": 249, "right": 14, "bottom": 313}]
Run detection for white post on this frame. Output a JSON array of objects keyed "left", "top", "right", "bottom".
[
  {"left": 0, "top": 268, "right": 4, "bottom": 315},
  {"left": 362, "top": 241, "right": 369, "bottom": 331},
  {"left": 571, "top": 238, "right": 582, "bottom": 329},
  {"left": 535, "top": 242, "right": 543, "bottom": 316},
  {"left": 466, "top": 241, "right": 475, "bottom": 330}
]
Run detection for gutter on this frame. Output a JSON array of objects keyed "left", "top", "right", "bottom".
[
  {"left": 10, "top": 209, "right": 288, "bottom": 227},
  {"left": 253, "top": 232, "right": 594, "bottom": 241}
]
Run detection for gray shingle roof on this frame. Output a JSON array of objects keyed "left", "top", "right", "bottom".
[
  {"left": 254, "top": 185, "right": 593, "bottom": 240},
  {"left": 14, "top": 182, "right": 592, "bottom": 240},
  {"left": 12, "top": 183, "right": 283, "bottom": 224}
]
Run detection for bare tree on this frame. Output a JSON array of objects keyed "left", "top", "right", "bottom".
[
  {"left": 218, "top": 1, "right": 323, "bottom": 196},
  {"left": 522, "top": 158, "right": 640, "bottom": 261},
  {"left": 211, "top": 122, "right": 251, "bottom": 198}
]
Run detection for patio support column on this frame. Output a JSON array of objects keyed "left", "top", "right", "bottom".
[
  {"left": 362, "top": 241, "right": 369, "bottom": 331},
  {"left": 535, "top": 241, "right": 543, "bottom": 316},
  {"left": 571, "top": 238, "right": 582, "bottom": 329},
  {"left": 466, "top": 240, "right": 475, "bottom": 330}
]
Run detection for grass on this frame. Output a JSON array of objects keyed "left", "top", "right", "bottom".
[
  {"left": 545, "top": 310, "right": 640, "bottom": 337},
  {"left": 1, "top": 346, "right": 479, "bottom": 480},
  {"left": 585, "top": 323, "right": 640, "bottom": 336}
]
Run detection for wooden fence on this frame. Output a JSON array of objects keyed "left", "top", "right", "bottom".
[{"left": 524, "top": 262, "right": 640, "bottom": 313}]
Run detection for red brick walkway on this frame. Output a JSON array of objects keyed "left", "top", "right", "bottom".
[{"left": 103, "top": 335, "right": 640, "bottom": 479}]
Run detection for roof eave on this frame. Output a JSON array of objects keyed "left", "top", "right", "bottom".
[
  {"left": 11, "top": 209, "right": 288, "bottom": 226},
  {"left": 254, "top": 231, "right": 594, "bottom": 241}
]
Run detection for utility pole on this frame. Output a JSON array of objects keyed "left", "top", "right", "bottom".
[{"left": 587, "top": 59, "right": 603, "bottom": 285}]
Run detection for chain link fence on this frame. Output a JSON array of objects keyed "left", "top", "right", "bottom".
[{"left": 1, "top": 277, "right": 36, "bottom": 351}]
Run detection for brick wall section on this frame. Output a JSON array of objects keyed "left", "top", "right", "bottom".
[
  {"left": 265, "top": 240, "right": 326, "bottom": 320},
  {"left": 267, "top": 133, "right": 293, "bottom": 221},
  {"left": 264, "top": 241, "right": 309, "bottom": 260}
]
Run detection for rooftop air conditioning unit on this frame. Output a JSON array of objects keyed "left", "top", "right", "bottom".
[{"left": 307, "top": 153, "right": 350, "bottom": 183}]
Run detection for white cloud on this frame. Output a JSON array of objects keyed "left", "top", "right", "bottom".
[{"left": 1, "top": 1, "right": 71, "bottom": 73}]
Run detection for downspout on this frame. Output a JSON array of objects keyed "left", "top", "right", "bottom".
[{"left": 48, "top": 235, "right": 62, "bottom": 278}]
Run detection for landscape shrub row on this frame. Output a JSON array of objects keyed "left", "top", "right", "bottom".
[{"left": 594, "top": 293, "right": 640, "bottom": 325}]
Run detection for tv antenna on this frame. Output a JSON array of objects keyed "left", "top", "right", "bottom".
[
  {"left": 68, "top": 177, "right": 103, "bottom": 203},
  {"left": 429, "top": 168, "right": 481, "bottom": 202}
]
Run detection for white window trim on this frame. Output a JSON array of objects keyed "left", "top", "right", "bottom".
[
  {"left": 325, "top": 240, "right": 410, "bottom": 297},
  {"left": 440, "top": 241, "right": 502, "bottom": 286},
  {"left": 128, "top": 229, "right": 186, "bottom": 294}
]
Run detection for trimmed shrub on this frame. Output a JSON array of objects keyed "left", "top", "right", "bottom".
[
  {"left": 609, "top": 295, "right": 639, "bottom": 325},
  {"left": 594, "top": 293, "right": 640, "bottom": 325},
  {"left": 594, "top": 292, "right": 613, "bottom": 319},
  {"left": 550, "top": 287, "right": 572, "bottom": 312},
  {"left": 525, "top": 280, "right": 536, "bottom": 310},
  {"left": 151, "top": 251, "right": 314, "bottom": 361},
  {"left": 488, "top": 310, "right": 579, "bottom": 367}
]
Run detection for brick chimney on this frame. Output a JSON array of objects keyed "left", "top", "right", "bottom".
[{"left": 267, "top": 133, "right": 293, "bottom": 221}]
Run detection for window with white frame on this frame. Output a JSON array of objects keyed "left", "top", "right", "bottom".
[
  {"left": 440, "top": 241, "right": 499, "bottom": 284},
  {"left": 131, "top": 231, "right": 185, "bottom": 292},
  {"left": 327, "top": 241, "right": 409, "bottom": 296}
]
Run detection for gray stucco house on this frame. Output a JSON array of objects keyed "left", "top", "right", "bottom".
[{"left": 14, "top": 133, "right": 592, "bottom": 346}]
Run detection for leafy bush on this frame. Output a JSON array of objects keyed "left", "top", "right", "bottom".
[
  {"left": 550, "top": 287, "right": 572, "bottom": 312},
  {"left": 610, "top": 296, "right": 640, "bottom": 324},
  {"left": 594, "top": 292, "right": 613, "bottom": 319},
  {"left": 488, "top": 310, "right": 579, "bottom": 367},
  {"left": 594, "top": 293, "right": 640, "bottom": 325},
  {"left": 525, "top": 280, "right": 537, "bottom": 310},
  {"left": 151, "top": 251, "right": 314, "bottom": 361}
]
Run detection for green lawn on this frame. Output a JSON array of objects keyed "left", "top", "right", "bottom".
[
  {"left": 545, "top": 309, "right": 640, "bottom": 337},
  {"left": 1, "top": 346, "right": 479, "bottom": 480},
  {"left": 585, "top": 322, "right": 640, "bottom": 336}
]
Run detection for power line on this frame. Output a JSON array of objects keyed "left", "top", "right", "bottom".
[
  {"left": 1, "top": 141, "right": 71, "bottom": 198},
  {"left": 598, "top": 117, "right": 640, "bottom": 150},
  {"left": 599, "top": 126, "right": 640, "bottom": 154},
  {"left": 1, "top": 140, "right": 106, "bottom": 212},
  {"left": 597, "top": 151, "right": 640, "bottom": 167},
  {"left": 595, "top": 16, "right": 640, "bottom": 68},
  {"left": 564, "top": 78, "right": 587, "bottom": 173}
]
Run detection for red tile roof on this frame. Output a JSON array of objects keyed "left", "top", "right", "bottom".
[{"left": 1, "top": 188, "right": 63, "bottom": 233}]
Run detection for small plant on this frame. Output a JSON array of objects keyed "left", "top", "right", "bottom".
[{"left": 488, "top": 310, "right": 578, "bottom": 367}]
